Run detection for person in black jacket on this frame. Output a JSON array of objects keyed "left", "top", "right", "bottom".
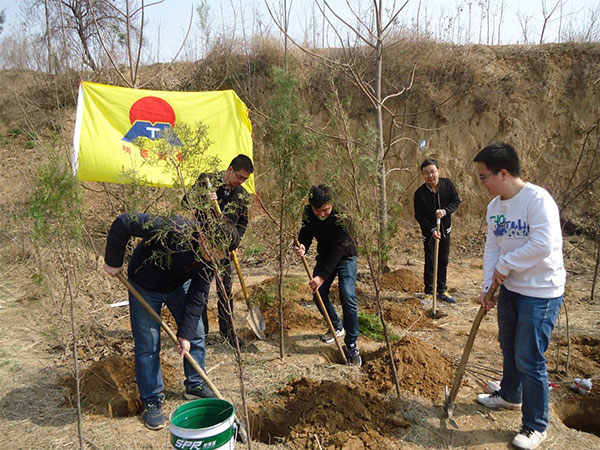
[
  {"left": 103, "top": 213, "right": 239, "bottom": 431},
  {"left": 187, "top": 154, "right": 253, "bottom": 346},
  {"left": 414, "top": 158, "right": 461, "bottom": 303},
  {"left": 294, "top": 185, "right": 362, "bottom": 366}
]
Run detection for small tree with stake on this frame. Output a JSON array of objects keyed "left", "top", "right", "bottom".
[
  {"left": 30, "top": 146, "right": 85, "bottom": 449},
  {"left": 263, "top": 65, "right": 319, "bottom": 359}
]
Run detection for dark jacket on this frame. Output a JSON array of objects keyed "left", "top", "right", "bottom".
[
  {"left": 185, "top": 172, "right": 250, "bottom": 249},
  {"left": 414, "top": 177, "right": 461, "bottom": 240},
  {"left": 104, "top": 213, "right": 238, "bottom": 340},
  {"left": 298, "top": 205, "right": 358, "bottom": 280}
]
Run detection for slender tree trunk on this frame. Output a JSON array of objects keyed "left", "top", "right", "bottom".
[
  {"left": 58, "top": 243, "right": 84, "bottom": 450},
  {"left": 591, "top": 240, "right": 600, "bottom": 301},
  {"left": 375, "top": 1, "right": 387, "bottom": 269},
  {"left": 44, "top": 0, "right": 53, "bottom": 73},
  {"left": 284, "top": 0, "right": 288, "bottom": 71},
  {"left": 278, "top": 186, "right": 286, "bottom": 359}
]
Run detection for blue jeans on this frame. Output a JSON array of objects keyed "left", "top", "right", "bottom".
[
  {"left": 128, "top": 279, "right": 206, "bottom": 404},
  {"left": 313, "top": 256, "right": 359, "bottom": 346},
  {"left": 496, "top": 286, "right": 562, "bottom": 432}
]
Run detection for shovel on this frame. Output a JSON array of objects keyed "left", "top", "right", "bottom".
[
  {"left": 431, "top": 218, "right": 441, "bottom": 317},
  {"left": 116, "top": 273, "right": 248, "bottom": 443},
  {"left": 444, "top": 284, "right": 499, "bottom": 428},
  {"left": 206, "top": 178, "right": 266, "bottom": 340},
  {"left": 295, "top": 238, "right": 348, "bottom": 365},
  {"left": 229, "top": 249, "right": 266, "bottom": 339}
]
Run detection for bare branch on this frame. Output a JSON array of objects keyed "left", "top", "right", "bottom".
[
  {"left": 87, "top": 0, "right": 131, "bottom": 85},
  {"left": 321, "top": 0, "right": 375, "bottom": 47}
]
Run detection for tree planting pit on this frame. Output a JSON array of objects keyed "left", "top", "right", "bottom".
[{"left": 556, "top": 389, "right": 600, "bottom": 438}]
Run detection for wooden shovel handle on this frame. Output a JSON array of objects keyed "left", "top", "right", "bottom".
[
  {"left": 432, "top": 218, "right": 441, "bottom": 315},
  {"left": 116, "top": 273, "right": 223, "bottom": 399},
  {"left": 205, "top": 178, "right": 252, "bottom": 306},
  {"left": 295, "top": 239, "right": 348, "bottom": 365},
  {"left": 447, "top": 284, "right": 499, "bottom": 405}
]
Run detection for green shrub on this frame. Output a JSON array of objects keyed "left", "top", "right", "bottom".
[{"left": 358, "top": 312, "right": 399, "bottom": 342}]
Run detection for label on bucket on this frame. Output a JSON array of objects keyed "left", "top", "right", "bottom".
[
  {"left": 169, "top": 398, "right": 236, "bottom": 450},
  {"left": 170, "top": 427, "right": 235, "bottom": 450}
]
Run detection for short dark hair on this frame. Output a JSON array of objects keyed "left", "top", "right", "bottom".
[
  {"left": 308, "top": 185, "right": 333, "bottom": 208},
  {"left": 473, "top": 142, "right": 520, "bottom": 176},
  {"left": 229, "top": 154, "right": 254, "bottom": 173},
  {"left": 420, "top": 158, "right": 439, "bottom": 170}
]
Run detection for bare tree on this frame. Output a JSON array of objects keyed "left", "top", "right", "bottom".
[
  {"left": 496, "top": 0, "right": 504, "bottom": 44},
  {"left": 539, "top": 0, "right": 562, "bottom": 44},
  {"left": 265, "top": 0, "right": 416, "bottom": 269},
  {"left": 517, "top": 10, "right": 533, "bottom": 44},
  {"left": 90, "top": 0, "right": 193, "bottom": 87},
  {"left": 0, "top": 8, "right": 6, "bottom": 34},
  {"left": 21, "top": 0, "right": 126, "bottom": 71}
]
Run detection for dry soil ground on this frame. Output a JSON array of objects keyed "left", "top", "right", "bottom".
[{"left": 1, "top": 245, "right": 599, "bottom": 449}]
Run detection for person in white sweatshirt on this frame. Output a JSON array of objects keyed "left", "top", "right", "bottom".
[{"left": 473, "top": 142, "right": 566, "bottom": 450}]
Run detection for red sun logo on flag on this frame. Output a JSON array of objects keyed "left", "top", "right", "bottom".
[
  {"left": 129, "top": 96, "right": 176, "bottom": 126},
  {"left": 123, "top": 96, "right": 180, "bottom": 144}
]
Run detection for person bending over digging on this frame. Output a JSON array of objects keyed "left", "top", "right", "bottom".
[
  {"left": 413, "top": 158, "right": 461, "bottom": 304},
  {"left": 103, "top": 212, "right": 239, "bottom": 430},
  {"left": 474, "top": 142, "right": 565, "bottom": 450},
  {"left": 294, "top": 184, "right": 362, "bottom": 366}
]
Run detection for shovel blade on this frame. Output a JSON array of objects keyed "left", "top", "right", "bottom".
[
  {"left": 444, "top": 385, "right": 459, "bottom": 429},
  {"left": 246, "top": 305, "right": 266, "bottom": 340}
]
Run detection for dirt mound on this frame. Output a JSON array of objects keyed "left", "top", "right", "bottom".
[
  {"left": 363, "top": 335, "right": 455, "bottom": 401},
  {"left": 382, "top": 298, "right": 438, "bottom": 330},
  {"left": 550, "top": 334, "right": 600, "bottom": 378},
  {"left": 245, "top": 276, "right": 312, "bottom": 306},
  {"left": 262, "top": 300, "right": 323, "bottom": 337},
  {"left": 380, "top": 268, "right": 423, "bottom": 293},
  {"left": 250, "top": 377, "right": 398, "bottom": 448},
  {"left": 60, "top": 356, "right": 178, "bottom": 417}
]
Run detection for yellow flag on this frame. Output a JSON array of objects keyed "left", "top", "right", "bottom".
[{"left": 73, "top": 81, "right": 254, "bottom": 192}]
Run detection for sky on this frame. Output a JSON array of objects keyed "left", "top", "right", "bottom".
[{"left": 0, "top": 0, "right": 598, "bottom": 64}]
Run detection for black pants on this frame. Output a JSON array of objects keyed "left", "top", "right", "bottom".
[
  {"left": 201, "top": 258, "right": 234, "bottom": 338},
  {"left": 423, "top": 235, "right": 450, "bottom": 295}
]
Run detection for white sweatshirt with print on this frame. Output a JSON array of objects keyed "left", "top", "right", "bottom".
[{"left": 483, "top": 182, "right": 566, "bottom": 298}]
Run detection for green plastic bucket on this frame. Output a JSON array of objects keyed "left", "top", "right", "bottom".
[{"left": 169, "top": 398, "right": 236, "bottom": 450}]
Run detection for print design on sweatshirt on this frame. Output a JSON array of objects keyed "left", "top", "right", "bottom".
[{"left": 490, "top": 214, "right": 530, "bottom": 238}]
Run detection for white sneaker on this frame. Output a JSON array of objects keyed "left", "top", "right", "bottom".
[
  {"left": 321, "top": 328, "right": 345, "bottom": 343},
  {"left": 512, "top": 428, "right": 547, "bottom": 449},
  {"left": 477, "top": 391, "right": 522, "bottom": 410}
]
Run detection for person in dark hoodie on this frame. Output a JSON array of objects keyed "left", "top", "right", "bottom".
[
  {"left": 184, "top": 154, "right": 253, "bottom": 347},
  {"left": 103, "top": 212, "right": 238, "bottom": 431},
  {"left": 414, "top": 158, "right": 461, "bottom": 303},
  {"left": 293, "top": 185, "right": 361, "bottom": 366}
]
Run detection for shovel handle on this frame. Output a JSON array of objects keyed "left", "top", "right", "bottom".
[
  {"left": 446, "top": 284, "right": 499, "bottom": 406},
  {"left": 432, "top": 218, "right": 441, "bottom": 315},
  {"left": 206, "top": 177, "right": 265, "bottom": 339},
  {"left": 116, "top": 272, "right": 223, "bottom": 399},
  {"left": 230, "top": 249, "right": 250, "bottom": 303},
  {"left": 294, "top": 239, "right": 348, "bottom": 365}
]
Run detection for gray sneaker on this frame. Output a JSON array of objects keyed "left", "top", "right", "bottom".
[
  {"left": 184, "top": 384, "right": 216, "bottom": 400},
  {"left": 321, "top": 327, "right": 345, "bottom": 343},
  {"left": 142, "top": 401, "right": 166, "bottom": 430},
  {"left": 348, "top": 343, "right": 362, "bottom": 367}
]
